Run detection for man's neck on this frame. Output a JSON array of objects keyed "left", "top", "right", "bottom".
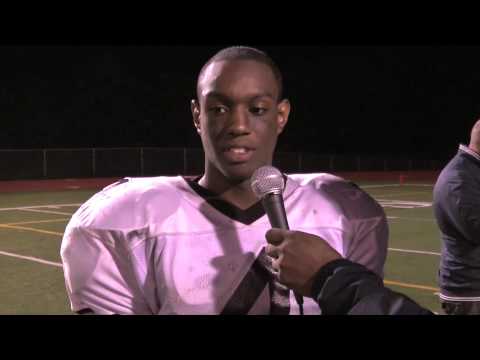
[
  {"left": 468, "top": 143, "right": 480, "bottom": 156},
  {"left": 198, "top": 173, "right": 259, "bottom": 210}
]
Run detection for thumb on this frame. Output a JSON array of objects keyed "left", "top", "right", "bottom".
[{"left": 265, "top": 228, "right": 290, "bottom": 245}]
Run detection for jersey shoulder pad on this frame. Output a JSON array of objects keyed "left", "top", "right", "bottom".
[
  {"left": 70, "top": 176, "right": 184, "bottom": 230},
  {"left": 289, "top": 173, "right": 383, "bottom": 219}
]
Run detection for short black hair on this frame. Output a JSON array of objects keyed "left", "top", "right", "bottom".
[{"left": 197, "top": 46, "right": 283, "bottom": 101}]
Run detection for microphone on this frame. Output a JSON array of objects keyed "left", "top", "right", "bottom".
[{"left": 250, "top": 165, "right": 304, "bottom": 314}]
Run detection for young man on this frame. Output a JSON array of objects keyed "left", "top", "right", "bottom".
[
  {"left": 434, "top": 119, "right": 480, "bottom": 315},
  {"left": 61, "top": 46, "right": 388, "bottom": 315}
]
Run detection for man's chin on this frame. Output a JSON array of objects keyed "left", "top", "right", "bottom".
[{"left": 221, "top": 163, "right": 257, "bottom": 183}]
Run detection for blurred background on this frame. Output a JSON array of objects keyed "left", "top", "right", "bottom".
[{"left": 1, "top": 45, "right": 478, "bottom": 179}]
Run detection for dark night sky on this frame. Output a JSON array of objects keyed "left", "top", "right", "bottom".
[{"left": 1, "top": 45, "right": 479, "bottom": 161}]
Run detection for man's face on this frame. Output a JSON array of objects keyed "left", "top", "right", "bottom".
[{"left": 192, "top": 60, "right": 290, "bottom": 182}]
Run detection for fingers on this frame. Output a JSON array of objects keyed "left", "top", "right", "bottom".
[
  {"left": 271, "top": 257, "right": 280, "bottom": 273},
  {"left": 265, "top": 243, "right": 280, "bottom": 259},
  {"left": 265, "top": 228, "right": 290, "bottom": 245},
  {"left": 265, "top": 228, "right": 290, "bottom": 260}
]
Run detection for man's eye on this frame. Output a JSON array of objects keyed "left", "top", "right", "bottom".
[
  {"left": 251, "top": 107, "right": 268, "bottom": 115},
  {"left": 210, "top": 106, "right": 228, "bottom": 115}
]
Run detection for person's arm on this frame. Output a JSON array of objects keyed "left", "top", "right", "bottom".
[
  {"left": 311, "top": 258, "right": 433, "bottom": 315},
  {"left": 456, "top": 180, "right": 480, "bottom": 243},
  {"left": 265, "top": 229, "right": 433, "bottom": 315}
]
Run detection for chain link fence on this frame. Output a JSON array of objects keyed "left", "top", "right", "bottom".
[{"left": 0, "top": 148, "right": 448, "bottom": 181}]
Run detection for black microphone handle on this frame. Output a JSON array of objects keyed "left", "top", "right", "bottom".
[{"left": 261, "top": 193, "right": 290, "bottom": 230}]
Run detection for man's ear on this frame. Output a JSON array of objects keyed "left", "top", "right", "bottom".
[
  {"left": 191, "top": 99, "right": 201, "bottom": 134},
  {"left": 276, "top": 99, "right": 291, "bottom": 135}
]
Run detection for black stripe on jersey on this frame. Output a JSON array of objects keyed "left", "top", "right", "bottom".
[
  {"left": 184, "top": 177, "right": 266, "bottom": 225},
  {"left": 221, "top": 248, "right": 290, "bottom": 315}
]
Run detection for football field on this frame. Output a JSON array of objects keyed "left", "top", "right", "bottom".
[{"left": 0, "top": 181, "right": 443, "bottom": 315}]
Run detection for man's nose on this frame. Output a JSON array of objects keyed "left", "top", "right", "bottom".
[{"left": 228, "top": 108, "right": 251, "bottom": 135}]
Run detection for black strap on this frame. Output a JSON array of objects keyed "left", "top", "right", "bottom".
[{"left": 76, "top": 308, "right": 96, "bottom": 315}]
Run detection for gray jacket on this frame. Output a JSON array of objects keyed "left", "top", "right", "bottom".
[{"left": 434, "top": 147, "right": 480, "bottom": 298}]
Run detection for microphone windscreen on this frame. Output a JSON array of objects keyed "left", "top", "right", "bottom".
[{"left": 250, "top": 166, "right": 284, "bottom": 199}]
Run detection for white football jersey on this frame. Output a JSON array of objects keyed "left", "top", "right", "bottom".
[{"left": 60, "top": 173, "right": 388, "bottom": 315}]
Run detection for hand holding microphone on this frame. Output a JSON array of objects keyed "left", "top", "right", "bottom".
[
  {"left": 250, "top": 166, "right": 305, "bottom": 310},
  {"left": 250, "top": 166, "right": 342, "bottom": 299},
  {"left": 264, "top": 229, "right": 342, "bottom": 297}
]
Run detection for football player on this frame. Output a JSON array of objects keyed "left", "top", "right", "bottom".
[{"left": 61, "top": 46, "right": 389, "bottom": 314}]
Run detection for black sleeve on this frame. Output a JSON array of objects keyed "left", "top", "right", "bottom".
[{"left": 311, "top": 259, "right": 433, "bottom": 315}]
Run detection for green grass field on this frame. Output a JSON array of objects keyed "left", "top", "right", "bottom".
[{"left": 0, "top": 182, "right": 442, "bottom": 314}]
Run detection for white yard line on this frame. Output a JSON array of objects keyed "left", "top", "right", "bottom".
[
  {"left": 388, "top": 247, "right": 440, "bottom": 256},
  {"left": 0, "top": 203, "right": 82, "bottom": 212},
  {"left": 0, "top": 250, "right": 63, "bottom": 267},
  {"left": 3, "top": 218, "right": 70, "bottom": 226},
  {"left": 361, "top": 184, "right": 401, "bottom": 189},
  {"left": 377, "top": 199, "right": 432, "bottom": 209},
  {"left": 0, "top": 224, "right": 64, "bottom": 236},
  {"left": 16, "top": 208, "right": 74, "bottom": 216}
]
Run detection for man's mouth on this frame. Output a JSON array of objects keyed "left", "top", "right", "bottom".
[{"left": 222, "top": 147, "right": 254, "bottom": 163}]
